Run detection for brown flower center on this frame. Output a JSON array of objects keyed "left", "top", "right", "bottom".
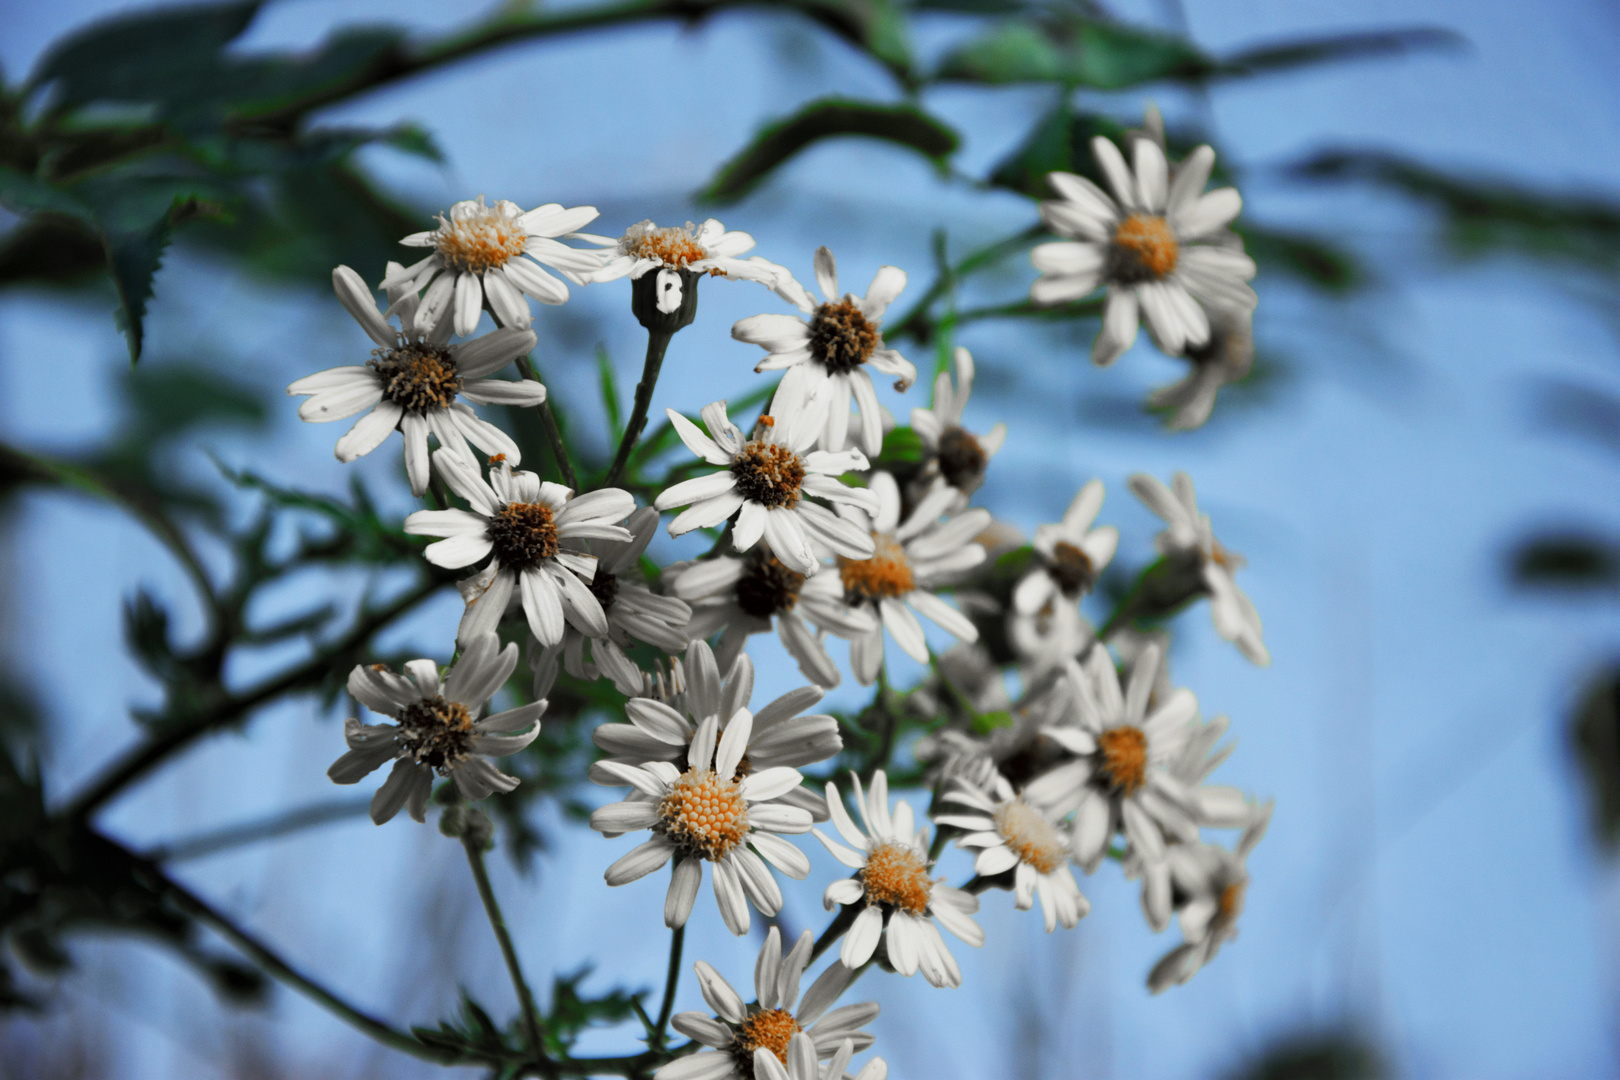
[
  {"left": 658, "top": 769, "right": 749, "bottom": 860},
  {"left": 487, "top": 502, "right": 559, "bottom": 571},
  {"left": 370, "top": 344, "right": 461, "bottom": 413},
  {"left": 588, "top": 565, "right": 619, "bottom": 612},
  {"left": 838, "top": 536, "right": 914, "bottom": 605},
  {"left": 434, "top": 200, "right": 528, "bottom": 275},
  {"left": 735, "top": 548, "right": 805, "bottom": 618},
  {"left": 809, "top": 299, "right": 879, "bottom": 375},
  {"left": 396, "top": 695, "right": 474, "bottom": 773},
  {"left": 992, "top": 798, "right": 1067, "bottom": 875},
  {"left": 1110, "top": 214, "right": 1179, "bottom": 282},
  {"left": 1096, "top": 725, "right": 1149, "bottom": 795},
  {"left": 1217, "top": 879, "right": 1246, "bottom": 923},
  {"left": 730, "top": 439, "right": 805, "bottom": 509},
  {"left": 625, "top": 223, "right": 710, "bottom": 269},
  {"left": 860, "top": 841, "right": 934, "bottom": 914},
  {"left": 937, "top": 425, "right": 987, "bottom": 492},
  {"left": 1049, "top": 541, "right": 1096, "bottom": 596},
  {"left": 731, "top": 1009, "right": 801, "bottom": 1076}
]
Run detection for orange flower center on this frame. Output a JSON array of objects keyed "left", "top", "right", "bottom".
[
  {"left": 838, "top": 536, "right": 914, "bottom": 605},
  {"left": 624, "top": 222, "right": 709, "bottom": 269},
  {"left": 731, "top": 1008, "right": 801, "bottom": 1071},
  {"left": 433, "top": 199, "right": 528, "bottom": 275},
  {"left": 992, "top": 798, "right": 1067, "bottom": 875},
  {"left": 658, "top": 769, "right": 749, "bottom": 860},
  {"left": 1112, "top": 214, "right": 1179, "bottom": 281},
  {"left": 1096, "top": 725, "right": 1149, "bottom": 795},
  {"left": 860, "top": 841, "right": 934, "bottom": 914}
]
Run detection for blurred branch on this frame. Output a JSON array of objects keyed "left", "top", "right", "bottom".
[{"left": 147, "top": 797, "right": 371, "bottom": 862}]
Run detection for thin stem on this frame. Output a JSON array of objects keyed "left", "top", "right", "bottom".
[
  {"left": 605, "top": 328, "right": 674, "bottom": 489},
  {"left": 463, "top": 834, "right": 547, "bottom": 1060},
  {"left": 652, "top": 924, "right": 685, "bottom": 1049},
  {"left": 517, "top": 356, "right": 578, "bottom": 490},
  {"left": 150, "top": 797, "right": 370, "bottom": 862},
  {"left": 886, "top": 226, "right": 1044, "bottom": 342}
]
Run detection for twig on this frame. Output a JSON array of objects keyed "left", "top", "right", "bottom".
[
  {"left": 463, "top": 833, "right": 548, "bottom": 1061},
  {"left": 652, "top": 924, "right": 685, "bottom": 1050},
  {"left": 605, "top": 328, "right": 674, "bottom": 489},
  {"left": 517, "top": 356, "right": 579, "bottom": 490}
]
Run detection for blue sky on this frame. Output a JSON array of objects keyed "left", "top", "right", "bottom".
[{"left": 2, "top": 1, "right": 1619, "bottom": 1078}]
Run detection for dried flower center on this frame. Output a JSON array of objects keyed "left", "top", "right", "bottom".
[
  {"left": 937, "top": 425, "right": 987, "bottom": 491},
  {"left": 1096, "top": 725, "right": 1149, "bottom": 795},
  {"left": 731, "top": 439, "right": 805, "bottom": 509},
  {"left": 433, "top": 198, "right": 528, "bottom": 275},
  {"left": 1217, "top": 879, "right": 1246, "bottom": 923},
  {"left": 396, "top": 695, "right": 473, "bottom": 773},
  {"left": 658, "top": 769, "right": 748, "bottom": 860},
  {"left": 731, "top": 1009, "right": 801, "bottom": 1074},
  {"left": 622, "top": 222, "right": 709, "bottom": 269},
  {"left": 735, "top": 548, "right": 805, "bottom": 618},
  {"left": 487, "top": 502, "right": 559, "bottom": 571},
  {"left": 1208, "top": 539, "right": 1244, "bottom": 571},
  {"left": 992, "top": 798, "right": 1067, "bottom": 875},
  {"left": 589, "top": 565, "right": 620, "bottom": 612},
  {"left": 838, "top": 535, "right": 914, "bottom": 605},
  {"left": 1110, "top": 214, "right": 1179, "bottom": 282},
  {"left": 1049, "top": 541, "right": 1096, "bottom": 596},
  {"left": 370, "top": 343, "right": 461, "bottom": 413},
  {"left": 809, "top": 299, "right": 878, "bottom": 375},
  {"left": 860, "top": 841, "right": 934, "bottom": 914}
]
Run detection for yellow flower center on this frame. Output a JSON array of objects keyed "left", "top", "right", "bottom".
[
  {"left": 433, "top": 198, "right": 528, "bottom": 275},
  {"left": 370, "top": 343, "right": 461, "bottom": 413},
  {"left": 1111, "top": 214, "right": 1179, "bottom": 281},
  {"left": 1096, "top": 725, "right": 1149, "bottom": 795},
  {"left": 838, "top": 535, "right": 914, "bottom": 605},
  {"left": 860, "top": 841, "right": 934, "bottom": 914},
  {"left": 731, "top": 1008, "right": 800, "bottom": 1072},
  {"left": 658, "top": 769, "right": 749, "bottom": 860},
  {"left": 487, "top": 501, "right": 559, "bottom": 571},
  {"left": 624, "top": 222, "right": 710, "bottom": 269},
  {"left": 992, "top": 798, "right": 1067, "bottom": 875},
  {"left": 730, "top": 437, "right": 805, "bottom": 509}
]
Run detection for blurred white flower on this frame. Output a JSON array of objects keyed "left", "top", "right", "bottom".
[
  {"left": 812, "top": 770, "right": 983, "bottom": 988},
  {"left": 328, "top": 633, "right": 541, "bottom": 824},
  {"left": 1012, "top": 479, "right": 1119, "bottom": 618},
  {"left": 654, "top": 401, "right": 878, "bottom": 576},
  {"left": 1031, "top": 135, "right": 1255, "bottom": 365},
  {"left": 936, "top": 776, "right": 1090, "bottom": 932},
  {"left": 288, "top": 265, "right": 544, "bottom": 497},
  {"left": 909, "top": 347, "right": 1005, "bottom": 506},
  {"left": 733, "top": 246, "right": 917, "bottom": 456},
  {"left": 1149, "top": 307, "right": 1254, "bottom": 430},
  {"left": 1147, "top": 802, "right": 1272, "bottom": 993},
  {"left": 590, "top": 218, "right": 804, "bottom": 301}
]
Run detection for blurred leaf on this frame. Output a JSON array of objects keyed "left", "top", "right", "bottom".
[
  {"left": 702, "top": 97, "right": 958, "bottom": 204},
  {"left": 0, "top": 216, "right": 107, "bottom": 286},
  {"left": 597, "top": 347, "right": 623, "bottom": 441},
  {"left": 1531, "top": 377, "right": 1620, "bottom": 458},
  {"left": 541, "top": 966, "right": 643, "bottom": 1056},
  {"left": 1221, "top": 27, "right": 1464, "bottom": 77},
  {"left": 0, "top": 166, "right": 94, "bottom": 222},
  {"left": 1509, "top": 533, "right": 1620, "bottom": 590},
  {"left": 1573, "top": 667, "right": 1620, "bottom": 850},
  {"left": 1238, "top": 222, "right": 1362, "bottom": 292},
  {"left": 986, "top": 99, "right": 1131, "bottom": 199},
  {"left": 936, "top": 17, "right": 1213, "bottom": 88},
  {"left": 1223, "top": 1030, "right": 1383, "bottom": 1080},
  {"left": 216, "top": 465, "right": 416, "bottom": 565}
]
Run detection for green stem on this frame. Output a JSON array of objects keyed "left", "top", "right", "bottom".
[
  {"left": 886, "top": 226, "right": 1044, "bottom": 342},
  {"left": 652, "top": 924, "right": 685, "bottom": 1050},
  {"left": 605, "top": 328, "right": 674, "bottom": 489},
  {"left": 517, "top": 356, "right": 578, "bottom": 490},
  {"left": 463, "top": 835, "right": 547, "bottom": 1060}
]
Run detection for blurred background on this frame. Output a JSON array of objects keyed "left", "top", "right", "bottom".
[{"left": 1, "top": 0, "right": 1618, "bottom": 1077}]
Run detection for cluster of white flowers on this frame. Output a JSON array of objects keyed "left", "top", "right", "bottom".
[{"left": 288, "top": 122, "right": 1276, "bottom": 1077}]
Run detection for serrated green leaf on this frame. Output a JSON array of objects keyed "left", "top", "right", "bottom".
[
  {"left": 702, "top": 98, "right": 958, "bottom": 204},
  {"left": 936, "top": 17, "right": 1214, "bottom": 88}
]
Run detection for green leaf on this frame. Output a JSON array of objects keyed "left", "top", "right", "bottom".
[
  {"left": 1510, "top": 533, "right": 1620, "bottom": 590},
  {"left": 1221, "top": 27, "right": 1464, "bottom": 77},
  {"left": 701, "top": 97, "right": 958, "bottom": 204},
  {"left": 986, "top": 100, "right": 1132, "bottom": 199},
  {"left": 0, "top": 166, "right": 95, "bottom": 222},
  {"left": 597, "top": 347, "right": 623, "bottom": 440},
  {"left": 1573, "top": 668, "right": 1620, "bottom": 849},
  {"left": 1237, "top": 222, "right": 1362, "bottom": 293},
  {"left": 935, "top": 17, "right": 1214, "bottom": 88}
]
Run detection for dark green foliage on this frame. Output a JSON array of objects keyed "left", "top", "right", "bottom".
[
  {"left": 702, "top": 98, "right": 959, "bottom": 204},
  {"left": 936, "top": 15, "right": 1214, "bottom": 88},
  {"left": 1572, "top": 668, "right": 1620, "bottom": 849},
  {"left": 1223, "top": 1030, "right": 1383, "bottom": 1080},
  {"left": 541, "top": 966, "right": 645, "bottom": 1056},
  {"left": 1510, "top": 533, "right": 1620, "bottom": 590},
  {"left": 1219, "top": 27, "right": 1464, "bottom": 78}
]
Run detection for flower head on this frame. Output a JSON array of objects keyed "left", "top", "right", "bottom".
[
  {"left": 1148, "top": 307, "right": 1253, "bottom": 430},
  {"left": 733, "top": 247, "right": 917, "bottom": 456},
  {"left": 654, "top": 402, "right": 879, "bottom": 575},
  {"left": 659, "top": 927, "right": 880, "bottom": 1080},
  {"left": 403, "top": 451, "right": 634, "bottom": 647},
  {"left": 909, "top": 347, "right": 1005, "bottom": 506},
  {"left": 1012, "top": 479, "right": 1119, "bottom": 618},
  {"left": 288, "top": 265, "right": 545, "bottom": 496},
  {"left": 936, "top": 776, "right": 1090, "bottom": 932},
  {"left": 1031, "top": 129, "right": 1256, "bottom": 365},
  {"left": 328, "top": 633, "right": 542, "bottom": 824},
  {"left": 592, "top": 218, "right": 802, "bottom": 296},
  {"left": 812, "top": 770, "right": 983, "bottom": 988},
  {"left": 1147, "top": 802, "right": 1272, "bottom": 993}
]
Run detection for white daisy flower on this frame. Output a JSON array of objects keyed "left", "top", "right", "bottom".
[
  {"left": 732, "top": 247, "right": 917, "bottom": 456},
  {"left": 288, "top": 265, "right": 545, "bottom": 497},
  {"left": 1012, "top": 479, "right": 1120, "bottom": 617},
  {"left": 935, "top": 776, "right": 1090, "bottom": 932},
  {"left": 747, "top": 1034, "right": 886, "bottom": 1080},
  {"left": 909, "top": 347, "right": 1005, "bottom": 506},
  {"left": 1007, "top": 594, "right": 1094, "bottom": 677},
  {"left": 1024, "top": 641, "right": 1200, "bottom": 873},
  {"left": 383, "top": 196, "right": 607, "bottom": 336},
  {"left": 1148, "top": 306, "right": 1253, "bottom": 430},
  {"left": 660, "top": 926, "right": 879, "bottom": 1080},
  {"left": 559, "top": 507, "right": 692, "bottom": 695},
  {"left": 1147, "top": 802, "right": 1272, "bottom": 993},
  {"left": 801, "top": 473, "right": 988, "bottom": 686},
  {"left": 669, "top": 547, "right": 877, "bottom": 689},
  {"left": 812, "top": 770, "right": 983, "bottom": 988},
  {"left": 591, "top": 218, "right": 802, "bottom": 298},
  {"left": 589, "top": 638, "right": 839, "bottom": 823},
  {"left": 589, "top": 711, "right": 814, "bottom": 935},
  {"left": 403, "top": 450, "right": 634, "bottom": 647},
  {"left": 654, "top": 402, "right": 879, "bottom": 576},
  {"left": 1128, "top": 471, "right": 1268, "bottom": 665},
  {"left": 1031, "top": 135, "right": 1256, "bottom": 365},
  {"left": 328, "top": 632, "right": 542, "bottom": 824}
]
